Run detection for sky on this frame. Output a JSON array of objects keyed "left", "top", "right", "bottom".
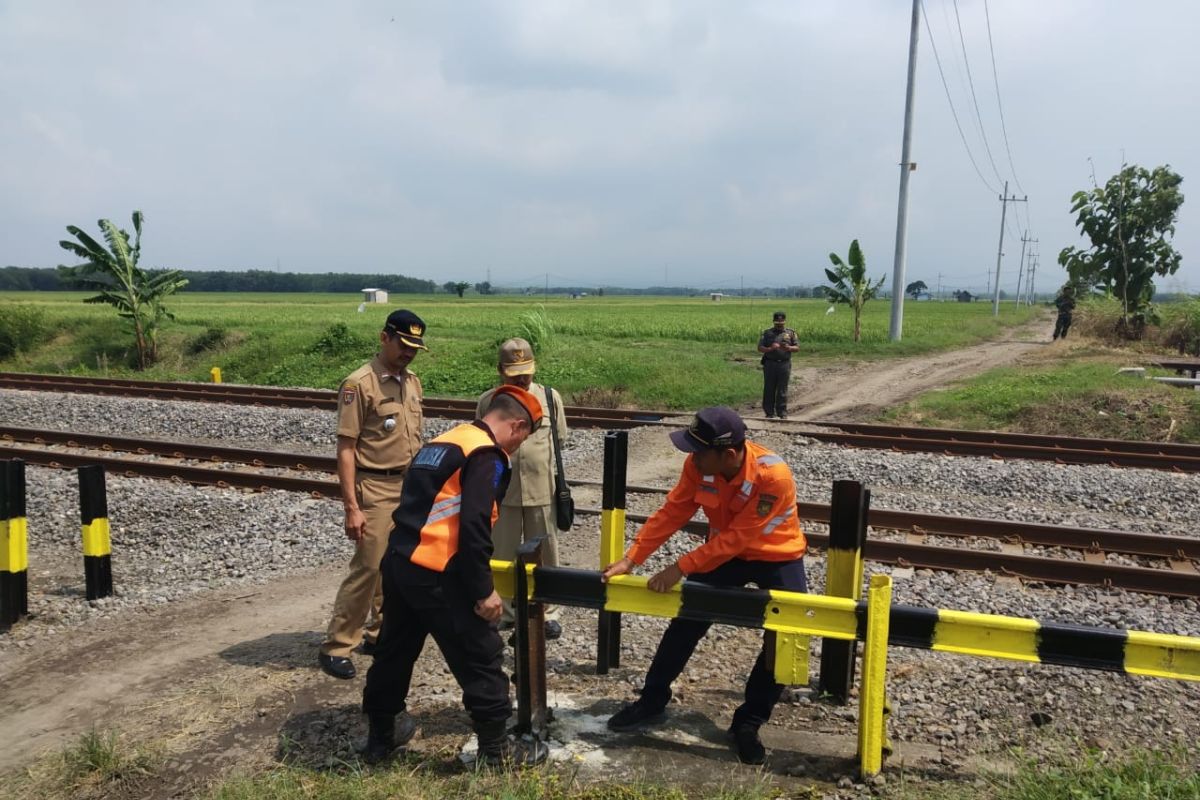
[{"left": 1, "top": 1, "right": 1197, "bottom": 295}]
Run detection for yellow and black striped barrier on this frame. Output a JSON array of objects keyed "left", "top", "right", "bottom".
[
  {"left": 1, "top": 459, "right": 29, "bottom": 627},
  {"left": 78, "top": 465, "right": 114, "bottom": 600},
  {"left": 496, "top": 560, "right": 1200, "bottom": 776},
  {"left": 596, "top": 430, "right": 627, "bottom": 674}
]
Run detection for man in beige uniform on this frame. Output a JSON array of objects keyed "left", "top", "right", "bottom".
[
  {"left": 476, "top": 338, "right": 569, "bottom": 637},
  {"left": 319, "top": 309, "right": 426, "bottom": 680}
]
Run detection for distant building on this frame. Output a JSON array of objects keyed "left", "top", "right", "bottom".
[
  {"left": 710, "top": 293, "right": 725, "bottom": 302},
  {"left": 954, "top": 290, "right": 974, "bottom": 303},
  {"left": 361, "top": 288, "right": 389, "bottom": 303}
]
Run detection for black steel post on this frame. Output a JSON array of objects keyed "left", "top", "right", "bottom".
[{"left": 818, "top": 480, "right": 870, "bottom": 704}]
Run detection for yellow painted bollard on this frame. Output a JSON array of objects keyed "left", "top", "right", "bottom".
[
  {"left": 78, "top": 465, "right": 114, "bottom": 600},
  {"left": 858, "top": 574, "right": 893, "bottom": 779},
  {"left": 1, "top": 460, "right": 29, "bottom": 627},
  {"left": 210, "top": 366, "right": 222, "bottom": 383},
  {"left": 597, "top": 430, "right": 628, "bottom": 674},
  {"left": 819, "top": 480, "right": 870, "bottom": 703}
]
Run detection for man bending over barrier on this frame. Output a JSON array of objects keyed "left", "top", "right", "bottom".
[
  {"left": 360, "top": 385, "right": 548, "bottom": 767},
  {"left": 601, "top": 406, "right": 808, "bottom": 765}
]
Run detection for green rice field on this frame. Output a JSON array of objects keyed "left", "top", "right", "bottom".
[{"left": 0, "top": 292, "right": 1038, "bottom": 409}]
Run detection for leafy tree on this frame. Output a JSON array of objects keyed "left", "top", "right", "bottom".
[
  {"left": 824, "top": 240, "right": 886, "bottom": 342},
  {"left": 452, "top": 281, "right": 469, "bottom": 298},
  {"left": 474, "top": 281, "right": 492, "bottom": 295},
  {"left": 58, "top": 211, "right": 188, "bottom": 369},
  {"left": 905, "top": 280, "right": 928, "bottom": 299},
  {"left": 1058, "top": 164, "right": 1184, "bottom": 336}
]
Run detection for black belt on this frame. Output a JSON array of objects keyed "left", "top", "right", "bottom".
[{"left": 357, "top": 465, "right": 407, "bottom": 477}]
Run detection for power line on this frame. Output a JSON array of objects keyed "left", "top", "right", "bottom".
[
  {"left": 951, "top": 0, "right": 1006, "bottom": 187},
  {"left": 920, "top": 0, "right": 1000, "bottom": 194},
  {"left": 983, "top": 0, "right": 1026, "bottom": 197}
]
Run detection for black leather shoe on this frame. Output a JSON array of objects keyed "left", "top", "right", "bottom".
[
  {"left": 318, "top": 652, "right": 356, "bottom": 680},
  {"left": 357, "top": 638, "right": 378, "bottom": 656},
  {"left": 728, "top": 724, "right": 766, "bottom": 765},
  {"left": 607, "top": 700, "right": 667, "bottom": 732},
  {"left": 544, "top": 620, "right": 562, "bottom": 640}
]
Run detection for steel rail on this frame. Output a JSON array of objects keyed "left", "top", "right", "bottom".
[
  {"left": 4, "top": 425, "right": 1198, "bottom": 562},
  {"left": 570, "top": 478, "right": 1200, "bottom": 562},
  {"left": 571, "top": 506, "right": 1200, "bottom": 598},
  {"left": 5, "top": 372, "right": 1200, "bottom": 468},
  {"left": 2, "top": 438, "right": 1196, "bottom": 597}
]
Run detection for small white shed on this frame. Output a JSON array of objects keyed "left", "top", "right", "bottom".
[
  {"left": 710, "top": 293, "right": 724, "bottom": 302},
  {"left": 362, "top": 288, "right": 389, "bottom": 304}
]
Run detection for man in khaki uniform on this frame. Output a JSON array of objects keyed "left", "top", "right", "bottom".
[
  {"left": 476, "top": 338, "right": 569, "bottom": 637},
  {"left": 319, "top": 309, "right": 426, "bottom": 680}
]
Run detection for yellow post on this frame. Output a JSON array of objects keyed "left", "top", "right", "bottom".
[
  {"left": 210, "top": 366, "right": 222, "bottom": 383},
  {"left": 858, "top": 574, "right": 893, "bottom": 779}
]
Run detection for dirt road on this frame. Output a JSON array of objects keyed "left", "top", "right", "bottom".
[{"left": 782, "top": 313, "right": 1051, "bottom": 421}]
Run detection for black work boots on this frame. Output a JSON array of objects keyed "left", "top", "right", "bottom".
[
  {"left": 359, "top": 712, "right": 417, "bottom": 765},
  {"left": 474, "top": 720, "right": 549, "bottom": 768}
]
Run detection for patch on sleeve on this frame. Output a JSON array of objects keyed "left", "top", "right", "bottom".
[
  {"left": 757, "top": 494, "right": 777, "bottom": 516},
  {"left": 411, "top": 444, "right": 449, "bottom": 470},
  {"left": 342, "top": 385, "right": 357, "bottom": 405},
  {"left": 492, "top": 458, "right": 505, "bottom": 489}
]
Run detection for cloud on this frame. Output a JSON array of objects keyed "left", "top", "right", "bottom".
[{"left": 0, "top": 0, "right": 1196, "bottom": 292}]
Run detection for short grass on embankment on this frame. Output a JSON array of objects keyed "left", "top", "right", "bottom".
[
  {"left": 0, "top": 292, "right": 1036, "bottom": 410},
  {"left": 885, "top": 347, "right": 1200, "bottom": 443}
]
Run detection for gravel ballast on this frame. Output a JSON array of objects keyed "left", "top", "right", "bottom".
[{"left": 2, "top": 387, "right": 1198, "bottom": 782}]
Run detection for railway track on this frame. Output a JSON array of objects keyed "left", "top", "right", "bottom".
[
  {"left": 3, "top": 426, "right": 1197, "bottom": 598},
  {"left": 4, "top": 371, "right": 1200, "bottom": 470}
]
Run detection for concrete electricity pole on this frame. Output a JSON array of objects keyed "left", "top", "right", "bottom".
[
  {"left": 888, "top": 0, "right": 921, "bottom": 341},
  {"left": 991, "top": 182, "right": 1028, "bottom": 316},
  {"left": 1014, "top": 232, "right": 1036, "bottom": 305}
]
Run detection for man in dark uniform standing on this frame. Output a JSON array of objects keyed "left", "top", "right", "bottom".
[
  {"left": 360, "top": 385, "right": 549, "bottom": 767},
  {"left": 758, "top": 311, "right": 799, "bottom": 419},
  {"left": 1053, "top": 285, "right": 1076, "bottom": 341}
]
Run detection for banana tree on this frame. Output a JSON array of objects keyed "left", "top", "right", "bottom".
[
  {"left": 824, "top": 239, "right": 885, "bottom": 342},
  {"left": 59, "top": 211, "right": 188, "bottom": 369}
]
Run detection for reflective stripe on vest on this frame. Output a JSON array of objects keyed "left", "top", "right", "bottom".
[{"left": 408, "top": 424, "right": 505, "bottom": 573}]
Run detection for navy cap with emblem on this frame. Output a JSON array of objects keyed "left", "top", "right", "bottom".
[
  {"left": 669, "top": 406, "right": 747, "bottom": 453},
  {"left": 773, "top": 311, "right": 786, "bottom": 321},
  {"left": 384, "top": 309, "right": 428, "bottom": 350}
]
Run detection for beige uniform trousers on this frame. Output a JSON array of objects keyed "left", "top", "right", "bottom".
[
  {"left": 492, "top": 504, "right": 559, "bottom": 624},
  {"left": 321, "top": 474, "right": 403, "bottom": 657}
]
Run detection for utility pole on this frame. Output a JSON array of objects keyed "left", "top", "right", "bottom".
[
  {"left": 1027, "top": 254, "right": 1038, "bottom": 305},
  {"left": 544, "top": 273, "right": 548, "bottom": 298},
  {"left": 991, "top": 181, "right": 1028, "bottom": 316},
  {"left": 889, "top": 0, "right": 921, "bottom": 342},
  {"left": 1014, "top": 232, "right": 1036, "bottom": 306},
  {"left": 937, "top": 272, "right": 943, "bottom": 301}
]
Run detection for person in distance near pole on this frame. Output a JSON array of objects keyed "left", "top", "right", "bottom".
[{"left": 758, "top": 311, "right": 798, "bottom": 419}]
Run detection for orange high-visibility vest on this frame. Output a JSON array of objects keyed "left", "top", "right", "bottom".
[{"left": 391, "top": 423, "right": 509, "bottom": 572}]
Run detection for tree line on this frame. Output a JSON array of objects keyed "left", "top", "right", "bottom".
[{"left": 0, "top": 265, "right": 438, "bottom": 294}]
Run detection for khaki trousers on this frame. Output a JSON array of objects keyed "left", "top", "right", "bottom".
[
  {"left": 321, "top": 474, "right": 404, "bottom": 657},
  {"left": 492, "top": 504, "right": 559, "bottom": 624}
]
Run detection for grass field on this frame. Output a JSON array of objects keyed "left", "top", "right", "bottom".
[{"left": 0, "top": 292, "right": 1036, "bottom": 409}]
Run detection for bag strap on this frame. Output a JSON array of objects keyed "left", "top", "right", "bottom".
[{"left": 544, "top": 384, "right": 568, "bottom": 488}]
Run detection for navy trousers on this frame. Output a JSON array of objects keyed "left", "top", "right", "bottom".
[
  {"left": 639, "top": 556, "right": 807, "bottom": 729},
  {"left": 762, "top": 360, "right": 791, "bottom": 417}
]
